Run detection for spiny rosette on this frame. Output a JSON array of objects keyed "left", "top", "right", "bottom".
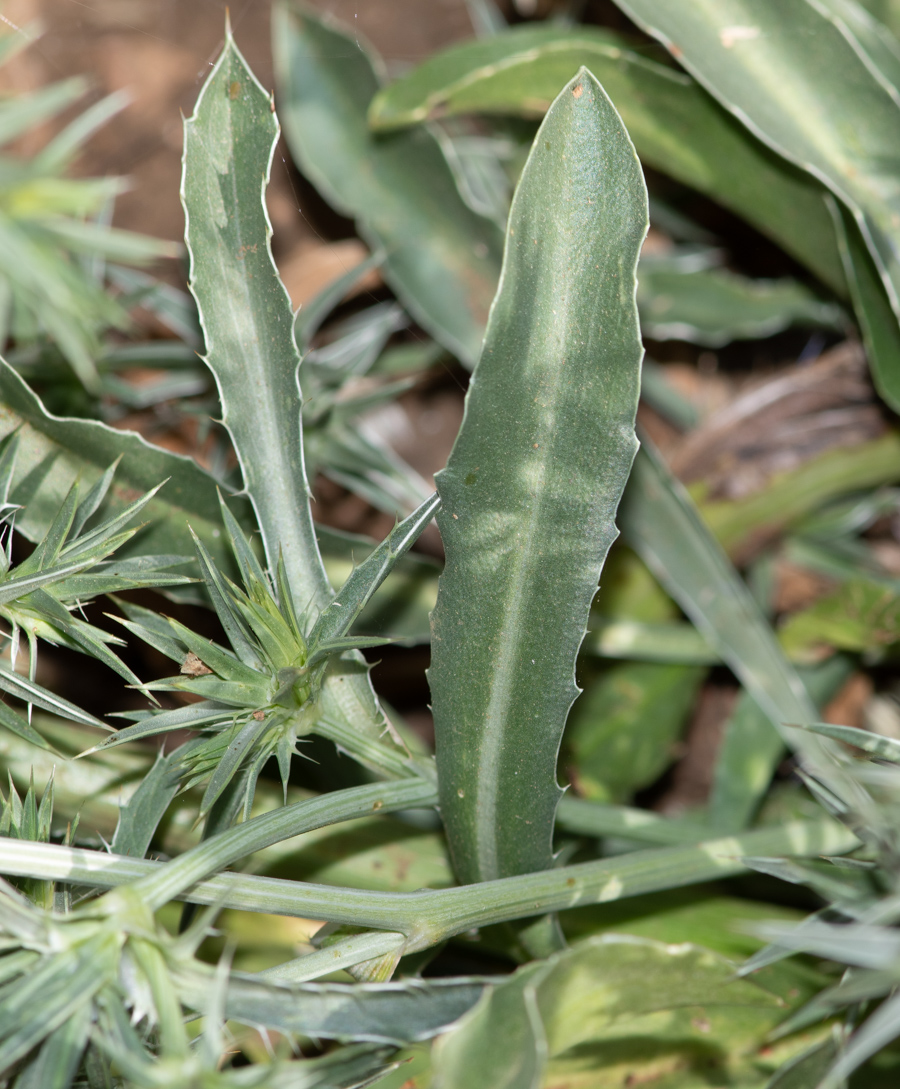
[
  {"left": 108, "top": 506, "right": 327, "bottom": 820},
  {"left": 87, "top": 492, "right": 439, "bottom": 821}
]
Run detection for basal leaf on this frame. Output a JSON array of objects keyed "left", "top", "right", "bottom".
[
  {"left": 0, "top": 355, "right": 247, "bottom": 572},
  {"left": 370, "top": 23, "right": 846, "bottom": 295},
  {"left": 430, "top": 71, "right": 647, "bottom": 883},
  {"left": 432, "top": 934, "right": 782, "bottom": 1089},
  {"left": 183, "top": 23, "right": 408, "bottom": 773},
  {"left": 272, "top": 2, "right": 505, "bottom": 367},
  {"left": 181, "top": 25, "right": 329, "bottom": 612}
]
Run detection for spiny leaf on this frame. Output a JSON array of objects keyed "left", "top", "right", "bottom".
[
  {"left": 181, "top": 24, "right": 330, "bottom": 611},
  {"left": 430, "top": 70, "right": 647, "bottom": 884}
]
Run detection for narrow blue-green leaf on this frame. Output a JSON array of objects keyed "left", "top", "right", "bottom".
[
  {"left": 110, "top": 747, "right": 186, "bottom": 859},
  {"left": 791, "top": 719, "right": 900, "bottom": 762},
  {"left": 181, "top": 27, "right": 330, "bottom": 612},
  {"left": 0, "top": 665, "right": 106, "bottom": 731},
  {"left": 12, "top": 998, "right": 90, "bottom": 1089},
  {"left": 619, "top": 442, "right": 854, "bottom": 800},
  {"left": 0, "top": 700, "right": 55, "bottom": 754},
  {"left": 430, "top": 70, "right": 647, "bottom": 884},
  {"left": 612, "top": 0, "right": 900, "bottom": 397},
  {"left": 766, "top": 1032, "right": 843, "bottom": 1089},
  {"left": 710, "top": 657, "right": 853, "bottom": 833},
  {"left": 199, "top": 716, "right": 269, "bottom": 817},
  {"left": 0, "top": 77, "right": 86, "bottom": 147},
  {"left": 369, "top": 23, "right": 845, "bottom": 295},
  {"left": 638, "top": 252, "right": 844, "bottom": 347},
  {"left": 272, "top": 2, "right": 505, "bottom": 367},
  {"left": 0, "top": 357, "right": 249, "bottom": 573},
  {"left": 175, "top": 962, "right": 489, "bottom": 1045},
  {"left": 818, "top": 988, "right": 900, "bottom": 1088},
  {"left": 294, "top": 250, "right": 385, "bottom": 353}
]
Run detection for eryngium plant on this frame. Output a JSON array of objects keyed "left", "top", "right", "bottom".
[{"left": 0, "top": 4, "right": 895, "bottom": 1086}]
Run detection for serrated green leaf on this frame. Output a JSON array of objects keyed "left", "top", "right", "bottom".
[
  {"left": 369, "top": 23, "right": 846, "bottom": 294},
  {"left": 182, "top": 23, "right": 407, "bottom": 779},
  {"left": 430, "top": 70, "right": 647, "bottom": 884},
  {"left": 181, "top": 27, "right": 329, "bottom": 613},
  {"left": 272, "top": 2, "right": 505, "bottom": 367}
]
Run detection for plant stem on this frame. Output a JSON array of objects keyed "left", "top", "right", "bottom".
[
  {"left": 1, "top": 818, "right": 856, "bottom": 953},
  {"left": 132, "top": 778, "right": 438, "bottom": 910}
]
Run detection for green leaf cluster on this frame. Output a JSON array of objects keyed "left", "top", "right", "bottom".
[{"left": 3, "top": 3, "right": 900, "bottom": 1087}]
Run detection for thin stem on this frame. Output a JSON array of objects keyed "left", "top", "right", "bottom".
[
  {"left": 132, "top": 778, "right": 438, "bottom": 910},
  {"left": 255, "top": 931, "right": 406, "bottom": 984},
  {"left": 1, "top": 818, "right": 857, "bottom": 953}
]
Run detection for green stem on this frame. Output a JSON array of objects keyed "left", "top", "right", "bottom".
[
  {"left": 255, "top": 931, "right": 406, "bottom": 983},
  {"left": 132, "top": 778, "right": 438, "bottom": 910},
  {"left": 2, "top": 818, "right": 856, "bottom": 953}
]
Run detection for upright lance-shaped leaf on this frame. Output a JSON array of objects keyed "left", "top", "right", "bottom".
[
  {"left": 430, "top": 70, "right": 647, "bottom": 884},
  {"left": 182, "top": 26, "right": 408, "bottom": 774},
  {"left": 610, "top": 0, "right": 900, "bottom": 409},
  {"left": 181, "top": 27, "right": 330, "bottom": 612}
]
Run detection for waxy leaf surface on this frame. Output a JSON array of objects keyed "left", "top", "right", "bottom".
[
  {"left": 430, "top": 70, "right": 647, "bottom": 882},
  {"left": 181, "top": 27, "right": 328, "bottom": 610},
  {"left": 613, "top": 0, "right": 900, "bottom": 407}
]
